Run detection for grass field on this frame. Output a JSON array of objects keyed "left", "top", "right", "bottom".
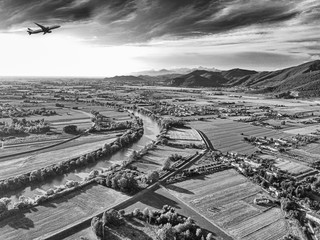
[
  {"left": 284, "top": 124, "right": 320, "bottom": 135},
  {"left": 0, "top": 184, "right": 129, "bottom": 240},
  {"left": 166, "top": 169, "right": 288, "bottom": 240},
  {"left": 167, "top": 127, "right": 204, "bottom": 145},
  {"left": 274, "top": 158, "right": 314, "bottom": 176},
  {"left": 131, "top": 145, "right": 196, "bottom": 173},
  {"left": 0, "top": 135, "right": 118, "bottom": 180},
  {"left": 189, "top": 119, "right": 290, "bottom": 154}
]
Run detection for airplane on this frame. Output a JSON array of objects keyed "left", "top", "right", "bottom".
[{"left": 27, "top": 23, "right": 60, "bottom": 35}]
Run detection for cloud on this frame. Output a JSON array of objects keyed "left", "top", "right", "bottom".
[
  {"left": 0, "top": 0, "right": 316, "bottom": 44},
  {"left": 0, "top": 0, "right": 136, "bottom": 28}
]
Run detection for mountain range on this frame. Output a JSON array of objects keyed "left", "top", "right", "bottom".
[
  {"left": 170, "top": 60, "right": 320, "bottom": 97},
  {"left": 130, "top": 67, "right": 219, "bottom": 76},
  {"left": 104, "top": 60, "right": 320, "bottom": 97}
]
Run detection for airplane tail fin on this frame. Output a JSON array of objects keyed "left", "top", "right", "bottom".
[{"left": 27, "top": 28, "right": 32, "bottom": 35}]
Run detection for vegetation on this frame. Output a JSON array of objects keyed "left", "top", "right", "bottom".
[
  {"left": 0, "top": 118, "right": 50, "bottom": 137},
  {"left": 0, "top": 127, "right": 144, "bottom": 192},
  {"left": 63, "top": 124, "right": 79, "bottom": 134},
  {"left": 91, "top": 206, "right": 214, "bottom": 240}
]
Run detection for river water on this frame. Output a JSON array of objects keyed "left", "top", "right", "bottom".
[{"left": 2, "top": 112, "right": 160, "bottom": 203}]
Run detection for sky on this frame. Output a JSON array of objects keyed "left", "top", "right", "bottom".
[{"left": 0, "top": 0, "right": 319, "bottom": 77}]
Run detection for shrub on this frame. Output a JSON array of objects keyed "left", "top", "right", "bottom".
[{"left": 63, "top": 125, "right": 78, "bottom": 134}]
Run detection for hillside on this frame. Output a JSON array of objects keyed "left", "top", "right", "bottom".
[
  {"left": 169, "top": 60, "right": 320, "bottom": 97},
  {"left": 104, "top": 75, "right": 146, "bottom": 83},
  {"left": 171, "top": 70, "right": 227, "bottom": 87}
]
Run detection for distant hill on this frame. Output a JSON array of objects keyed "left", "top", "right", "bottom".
[
  {"left": 104, "top": 75, "right": 146, "bottom": 83},
  {"left": 171, "top": 70, "right": 227, "bottom": 87},
  {"left": 131, "top": 66, "right": 219, "bottom": 76},
  {"left": 169, "top": 60, "right": 320, "bottom": 97},
  {"left": 105, "top": 60, "right": 320, "bottom": 97},
  {"left": 138, "top": 74, "right": 182, "bottom": 84}
]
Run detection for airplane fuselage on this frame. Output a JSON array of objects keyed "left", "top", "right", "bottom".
[{"left": 27, "top": 24, "right": 60, "bottom": 35}]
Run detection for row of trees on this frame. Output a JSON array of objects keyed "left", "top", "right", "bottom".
[
  {"left": 0, "top": 118, "right": 50, "bottom": 136},
  {"left": 0, "top": 128, "right": 144, "bottom": 192}
]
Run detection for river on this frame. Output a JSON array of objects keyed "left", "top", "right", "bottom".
[{"left": 2, "top": 112, "right": 160, "bottom": 203}]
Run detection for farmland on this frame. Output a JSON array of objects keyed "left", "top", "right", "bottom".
[
  {"left": 166, "top": 127, "right": 204, "bottom": 146},
  {"left": 0, "top": 135, "right": 118, "bottom": 180},
  {"left": 121, "top": 186, "right": 231, "bottom": 240},
  {"left": 66, "top": 217, "right": 159, "bottom": 240},
  {"left": 189, "top": 119, "right": 289, "bottom": 154},
  {"left": 130, "top": 145, "right": 196, "bottom": 173},
  {"left": 274, "top": 158, "right": 314, "bottom": 176},
  {"left": 2, "top": 77, "right": 320, "bottom": 239},
  {"left": 0, "top": 183, "right": 129, "bottom": 240},
  {"left": 166, "top": 169, "right": 289, "bottom": 239}
]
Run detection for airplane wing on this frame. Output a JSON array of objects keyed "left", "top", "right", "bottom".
[
  {"left": 34, "top": 22, "right": 47, "bottom": 31},
  {"left": 48, "top": 25, "right": 61, "bottom": 30}
]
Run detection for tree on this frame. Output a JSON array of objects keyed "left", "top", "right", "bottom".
[
  {"left": 91, "top": 217, "right": 102, "bottom": 239},
  {"left": 0, "top": 197, "right": 11, "bottom": 213},
  {"left": 185, "top": 229, "right": 192, "bottom": 239},
  {"left": 196, "top": 228, "right": 203, "bottom": 238},
  {"left": 206, "top": 233, "right": 213, "bottom": 240},
  {"left": 147, "top": 171, "right": 159, "bottom": 183},
  {"left": 143, "top": 207, "right": 150, "bottom": 220},
  {"left": 157, "top": 223, "right": 175, "bottom": 240},
  {"left": 162, "top": 158, "right": 171, "bottom": 171},
  {"left": 102, "top": 209, "right": 123, "bottom": 227},
  {"left": 133, "top": 208, "right": 141, "bottom": 217},
  {"left": 63, "top": 125, "right": 78, "bottom": 134}
]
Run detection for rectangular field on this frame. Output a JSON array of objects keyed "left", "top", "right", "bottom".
[
  {"left": 167, "top": 127, "right": 202, "bottom": 141},
  {"left": 166, "top": 169, "right": 288, "bottom": 240},
  {"left": 0, "top": 184, "right": 130, "bottom": 240},
  {"left": 189, "top": 119, "right": 290, "bottom": 154},
  {"left": 274, "top": 158, "right": 314, "bottom": 176}
]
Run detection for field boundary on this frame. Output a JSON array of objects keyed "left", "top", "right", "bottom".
[
  {"left": 196, "top": 129, "right": 215, "bottom": 150},
  {"left": 0, "top": 133, "right": 85, "bottom": 161},
  {"left": 160, "top": 184, "right": 233, "bottom": 239},
  {"left": 38, "top": 183, "right": 161, "bottom": 240},
  {"left": 38, "top": 150, "right": 207, "bottom": 239}
]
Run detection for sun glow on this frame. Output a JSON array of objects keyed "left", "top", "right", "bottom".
[{"left": 0, "top": 33, "right": 147, "bottom": 77}]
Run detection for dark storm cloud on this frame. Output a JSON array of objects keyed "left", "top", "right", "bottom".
[
  {"left": 0, "top": 0, "right": 136, "bottom": 27},
  {"left": 0, "top": 0, "right": 316, "bottom": 43}
]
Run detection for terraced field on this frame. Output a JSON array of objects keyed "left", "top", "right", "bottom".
[
  {"left": 189, "top": 119, "right": 290, "bottom": 154},
  {"left": 167, "top": 169, "right": 288, "bottom": 240},
  {"left": 0, "top": 184, "right": 129, "bottom": 240}
]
